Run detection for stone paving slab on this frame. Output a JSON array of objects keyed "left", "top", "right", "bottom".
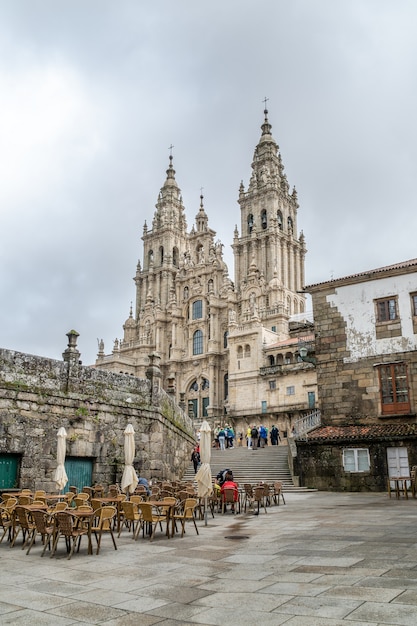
[{"left": 2, "top": 491, "right": 417, "bottom": 624}]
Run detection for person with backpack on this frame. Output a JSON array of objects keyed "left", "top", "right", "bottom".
[
  {"left": 217, "top": 427, "right": 226, "bottom": 450},
  {"left": 251, "top": 425, "right": 259, "bottom": 450}
]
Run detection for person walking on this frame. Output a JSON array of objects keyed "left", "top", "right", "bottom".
[
  {"left": 250, "top": 425, "right": 258, "bottom": 450},
  {"left": 191, "top": 447, "right": 201, "bottom": 473},
  {"left": 246, "top": 426, "right": 252, "bottom": 449}
]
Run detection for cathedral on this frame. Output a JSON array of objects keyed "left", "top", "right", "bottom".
[{"left": 96, "top": 108, "right": 317, "bottom": 439}]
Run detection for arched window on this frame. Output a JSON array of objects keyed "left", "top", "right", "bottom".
[
  {"left": 223, "top": 331, "right": 229, "bottom": 349},
  {"left": 285, "top": 352, "right": 293, "bottom": 364},
  {"left": 244, "top": 344, "right": 251, "bottom": 357},
  {"left": 190, "top": 380, "right": 199, "bottom": 392},
  {"left": 248, "top": 213, "right": 254, "bottom": 234},
  {"left": 261, "top": 209, "right": 267, "bottom": 230},
  {"left": 172, "top": 247, "right": 178, "bottom": 267},
  {"left": 201, "top": 378, "right": 210, "bottom": 390},
  {"left": 192, "top": 300, "right": 203, "bottom": 319},
  {"left": 276, "top": 354, "right": 284, "bottom": 365},
  {"left": 277, "top": 210, "right": 283, "bottom": 230},
  {"left": 268, "top": 355, "right": 275, "bottom": 366},
  {"left": 193, "top": 330, "right": 203, "bottom": 355},
  {"left": 237, "top": 345, "right": 243, "bottom": 358},
  {"left": 159, "top": 246, "right": 164, "bottom": 265}
]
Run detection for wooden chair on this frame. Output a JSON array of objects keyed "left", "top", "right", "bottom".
[
  {"left": 173, "top": 498, "right": 199, "bottom": 538},
  {"left": 74, "top": 495, "right": 89, "bottom": 507},
  {"left": 91, "top": 506, "right": 117, "bottom": 555},
  {"left": 50, "top": 511, "right": 89, "bottom": 560},
  {"left": 34, "top": 490, "right": 46, "bottom": 500},
  {"left": 134, "top": 502, "right": 166, "bottom": 541},
  {"left": 26, "top": 509, "right": 54, "bottom": 556},
  {"left": 272, "top": 481, "right": 286, "bottom": 505},
  {"left": 82, "top": 486, "right": 94, "bottom": 498},
  {"left": 49, "top": 502, "right": 68, "bottom": 514},
  {"left": 130, "top": 495, "right": 144, "bottom": 506},
  {"left": 93, "top": 484, "right": 104, "bottom": 497},
  {"left": 118, "top": 501, "right": 141, "bottom": 537},
  {"left": 18, "top": 495, "right": 33, "bottom": 505}
]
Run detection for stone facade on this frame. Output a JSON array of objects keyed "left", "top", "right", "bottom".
[
  {"left": 95, "top": 109, "right": 317, "bottom": 438},
  {"left": 296, "top": 259, "right": 417, "bottom": 491},
  {"left": 0, "top": 332, "right": 194, "bottom": 492}
]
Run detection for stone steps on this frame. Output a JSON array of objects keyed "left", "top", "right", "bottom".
[{"left": 183, "top": 444, "right": 313, "bottom": 492}]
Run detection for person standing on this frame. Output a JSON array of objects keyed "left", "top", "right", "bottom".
[
  {"left": 191, "top": 447, "right": 200, "bottom": 473},
  {"left": 246, "top": 425, "right": 252, "bottom": 449},
  {"left": 251, "top": 425, "right": 259, "bottom": 450},
  {"left": 270, "top": 425, "right": 279, "bottom": 445},
  {"left": 218, "top": 427, "right": 226, "bottom": 450}
]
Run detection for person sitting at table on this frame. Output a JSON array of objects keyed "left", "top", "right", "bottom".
[
  {"left": 220, "top": 471, "right": 239, "bottom": 512},
  {"left": 137, "top": 477, "right": 150, "bottom": 496}
]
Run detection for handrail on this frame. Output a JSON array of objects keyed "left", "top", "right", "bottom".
[{"left": 293, "top": 409, "right": 321, "bottom": 440}]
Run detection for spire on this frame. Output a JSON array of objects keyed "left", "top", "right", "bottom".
[
  {"left": 195, "top": 191, "right": 208, "bottom": 232},
  {"left": 261, "top": 100, "right": 273, "bottom": 138}
]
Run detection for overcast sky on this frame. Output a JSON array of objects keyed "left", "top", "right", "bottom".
[{"left": 1, "top": 1, "right": 416, "bottom": 365}]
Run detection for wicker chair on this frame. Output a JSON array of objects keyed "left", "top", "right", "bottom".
[
  {"left": 272, "top": 481, "right": 286, "bottom": 505},
  {"left": 134, "top": 502, "right": 166, "bottom": 541},
  {"left": 118, "top": 501, "right": 141, "bottom": 537},
  {"left": 0, "top": 507, "right": 13, "bottom": 544},
  {"left": 11, "top": 506, "right": 36, "bottom": 549},
  {"left": 26, "top": 509, "right": 54, "bottom": 556},
  {"left": 221, "top": 487, "right": 240, "bottom": 514},
  {"left": 173, "top": 498, "right": 199, "bottom": 538},
  {"left": 50, "top": 511, "right": 88, "bottom": 559},
  {"left": 91, "top": 506, "right": 117, "bottom": 555}
]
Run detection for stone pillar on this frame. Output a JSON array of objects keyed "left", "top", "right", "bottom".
[{"left": 62, "top": 330, "right": 81, "bottom": 392}]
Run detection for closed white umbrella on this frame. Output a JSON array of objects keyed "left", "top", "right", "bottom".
[
  {"left": 121, "top": 424, "right": 139, "bottom": 495},
  {"left": 53, "top": 427, "right": 68, "bottom": 492},
  {"left": 195, "top": 420, "right": 213, "bottom": 525}
]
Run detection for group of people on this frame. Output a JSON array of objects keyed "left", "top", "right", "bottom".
[
  {"left": 246, "top": 424, "right": 280, "bottom": 448},
  {"left": 213, "top": 425, "right": 235, "bottom": 450}
]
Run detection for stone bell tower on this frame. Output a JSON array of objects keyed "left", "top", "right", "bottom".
[{"left": 232, "top": 106, "right": 307, "bottom": 337}]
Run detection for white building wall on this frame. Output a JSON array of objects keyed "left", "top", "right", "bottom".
[{"left": 327, "top": 273, "right": 417, "bottom": 361}]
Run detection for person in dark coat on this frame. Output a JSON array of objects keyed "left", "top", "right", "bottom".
[{"left": 191, "top": 447, "right": 200, "bottom": 473}]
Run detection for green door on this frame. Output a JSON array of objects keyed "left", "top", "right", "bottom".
[
  {"left": 0, "top": 454, "right": 20, "bottom": 489},
  {"left": 64, "top": 456, "right": 93, "bottom": 492}
]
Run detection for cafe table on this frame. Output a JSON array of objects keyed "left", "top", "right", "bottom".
[{"left": 147, "top": 499, "right": 177, "bottom": 538}]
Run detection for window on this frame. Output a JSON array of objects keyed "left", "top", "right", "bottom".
[
  {"left": 377, "top": 363, "right": 410, "bottom": 414},
  {"left": 190, "top": 380, "right": 198, "bottom": 392},
  {"left": 188, "top": 399, "right": 198, "bottom": 418},
  {"left": 286, "top": 386, "right": 295, "bottom": 395},
  {"left": 308, "top": 391, "right": 316, "bottom": 409},
  {"left": 261, "top": 209, "right": 267, "bottom": 230},
  {"left": 192, "top": 300, "right": 203, "bottom": 319},
  {"left": 193, "top": 330, "right": 203, "bottom": 355},
  {"left": 268, "top": 355, "right": 275, "bottom": 366},
  {"left": 411, "top": 293, "right": 417, "bottom": 316},
  {"left": 277, "top": 210, "right": 283, "bottom": 230},
  {"left": 237, "top": 346, "right": 243, "bottom": 358},
  {"left": 343, "top": 448, "right": 370, "bottom": 472},
  {"left": 223, "top": 331, "right": 228, "bottom": 349},
  {"left": 248, "top": 213, "right": 254, "bottom": 233},
  {"left": 244, "top": 344, "right": 251, "bottom": 357},
  {"left": 224, "top": 373, "right": 228, "bottom": 399},
  {"left": 201, "top": 378, "right": 209, "bottom": 390},
  {"left": 261, "top": 400, "right": 267, "bottom": 414},
  {"left": 376, "top": 297, "right": 397, "bottom": 322},
  {"left": 202, "top": 397, "right": 209, "bottom": 417},
  {"left": 269, "top": 380, "right": 276, "bottom": 390},
  {"left": 271, "top": 325, "right": 276, "bottom": 332},
  {"left": 159, "top": 246, "right": 164, "bottom": 264}
]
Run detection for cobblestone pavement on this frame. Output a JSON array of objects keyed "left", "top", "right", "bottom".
[{"left": 1, "top": 491, "right": 417, "bottom": 625}]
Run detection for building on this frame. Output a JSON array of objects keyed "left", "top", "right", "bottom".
[
  {"left": 294, "top": 259, "right": 417, "bottom": 491},
  {"left": 95, "top": 109, "right": 317, "bottom": 439}
]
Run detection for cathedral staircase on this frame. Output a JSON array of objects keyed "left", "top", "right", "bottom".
[{"left": 182, "top": 444, "right": 311, "bottom": 492}]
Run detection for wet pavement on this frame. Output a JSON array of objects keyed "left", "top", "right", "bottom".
[{"left": 1, "top": 491, "right": 417, "bottom": 625}]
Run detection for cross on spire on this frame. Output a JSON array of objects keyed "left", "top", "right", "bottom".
[
  {"left": 262, "top": 96, "right": 269, "bottom": 110},
  {"left": 168, "top": 144, "right": 174, "bottom": 157}
]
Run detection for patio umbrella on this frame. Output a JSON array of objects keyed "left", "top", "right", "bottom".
[
  {"left": 195, "top": 420, "right": 213, "bottom": 525},
  {"left": 121, "top": 423, "right": 139, "bottom": 495},
  {"left": 53, "top": 427, "right": 68, "bottom": 492}
]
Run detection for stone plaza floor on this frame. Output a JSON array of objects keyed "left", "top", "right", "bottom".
[{"left": 1, "top": 491, "right": 417, "bottom": 625}]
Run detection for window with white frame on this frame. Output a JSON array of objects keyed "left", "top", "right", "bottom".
[
  {"left": 286, "top": 385, "right": 295, "bottom": 395},
  {"left": 342, "top": 448, "right": 370, "bottom": 472}
]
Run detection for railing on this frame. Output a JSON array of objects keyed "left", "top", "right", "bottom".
[{"left": 293, "top": 409, "right": 321, "bottom": 440}]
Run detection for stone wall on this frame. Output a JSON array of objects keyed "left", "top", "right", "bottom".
[
  {"left": 0, "top": 345, "right": 195, "bottom": 492},
  {"left": 294, "top": 437, "right": 417, "bottom": 491}
]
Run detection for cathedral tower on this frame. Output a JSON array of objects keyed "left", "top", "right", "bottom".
[{"left": 232, "top": 107, "right": 306, "bottom": 337}]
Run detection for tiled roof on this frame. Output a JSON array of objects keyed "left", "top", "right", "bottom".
[
  {"left": 305, "top": 257, "right": 417, "bottom": 291},
  {"left": 303, "top": 423, "right": 417, "bottom": 442}
]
